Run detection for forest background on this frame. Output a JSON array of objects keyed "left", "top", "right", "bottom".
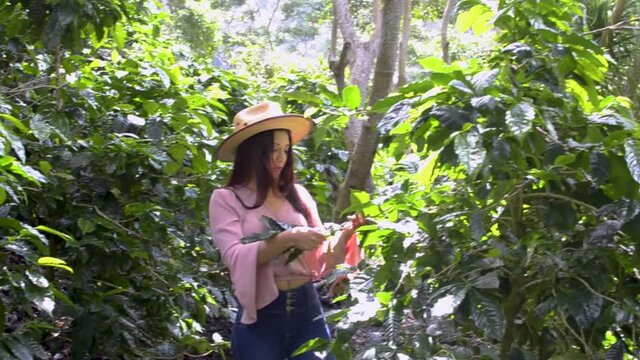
[{"left": 1, "top": 0, "right": 639, "bottom": 359}]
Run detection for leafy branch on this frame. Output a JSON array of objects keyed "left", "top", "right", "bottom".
[{"left": 241, "top": 216, "right": 306, "bottom": 265}]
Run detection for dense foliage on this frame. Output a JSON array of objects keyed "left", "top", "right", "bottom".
[
  {"left": 0, "top": 1, "right": 257, "bottom": 358},
  {"left": 320, "top": 0, "right": 640, "bottom": 359},
  {"left": 0, "top": 0, "right": 638, "bottom": 359}
]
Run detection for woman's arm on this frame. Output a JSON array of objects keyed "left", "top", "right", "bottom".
[
  {"left": 326, "top": 214, "right": 363, "bottom": 264},
  {"left": 257, "top": 227, "right": 325, "bottom": 265}
]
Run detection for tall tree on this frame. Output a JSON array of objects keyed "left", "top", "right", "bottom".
[
  {"left": 397, "top": 0, "right": 412, "bottom": 87},
  {"left": 333, "top": 0, "right": 405, "bottom": 219},
  {"left": 441, "top": 0, "right": 457, "bottom": 63},
  {"left": 331, "top": 0, "right": 383, "bottom": 154}
]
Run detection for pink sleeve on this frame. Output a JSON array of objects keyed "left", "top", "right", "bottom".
[
  {"left": 296, "top": 184, "right": 362, "bottom": 279},
  {"left": 209, "top": 189, "right": 262, "bottom": 324}
]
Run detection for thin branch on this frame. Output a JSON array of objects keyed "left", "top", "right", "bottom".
[
  {"left": 184, "top": 350, "right": 216, "bottom": 358},
  {"left": 559, "top": 310, "right": 592, "bottom": 357},
  {"left": 582, "top": 17, "right": 640, "bottom": 35},
  {"left": 521, "top": 192, "right": 598, "bottom": 212},
  {"left": 74, "top": 203, "right": 154, "bottom": 242},
  {"left": 332, "top": 0, "right": 359, "bottom": 44},
  {"left": 265, "top": 0, "right": 282, "bottom": 50},
  {"left": 569, "top": 274, "right": 620, "bottom": 305}
]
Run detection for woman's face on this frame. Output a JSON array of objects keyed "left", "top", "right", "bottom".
[{"left": 269, "top": 130, "right": 290, "bottom": 180}]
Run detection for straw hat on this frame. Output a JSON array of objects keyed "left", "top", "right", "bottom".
[{"left": 216, "top": 101, "right": 313, "bottom": 162}]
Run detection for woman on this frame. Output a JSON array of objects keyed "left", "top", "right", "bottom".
[{"left": 209, "top": 101, "right": 362, "bottom": 360}]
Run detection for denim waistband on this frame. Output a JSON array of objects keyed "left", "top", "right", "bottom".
[
  {"left": 236, "top": 281, "right": 320, "bottom": 324},
  {"left": 262, "top": 281, "right": 318, "bottom": 314}
]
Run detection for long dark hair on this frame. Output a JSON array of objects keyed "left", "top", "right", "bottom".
[{"left": 226, "top": 129, "right": 312, "bottom": 224}]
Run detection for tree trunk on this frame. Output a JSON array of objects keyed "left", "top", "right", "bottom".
[
  {"left": 329, "top": 5, "right": 350, "bottom": 94},
  {"left": 624, "top": 52, "right": 640, "bottom": 103},
  {"left": 441, "top": 0, "right": 457, "bottom": 64},
  {"left": 601, "top": 0, "right": 626, "bottom": 51},
  {"left": 333, "top": 0, "right": 404, "bottom": 220},
  {"left": 398, "top": 0, "right": 412, "bottom": 87},
  {"left": 332, "top": 0, "right": 383, "bottom": 154}
]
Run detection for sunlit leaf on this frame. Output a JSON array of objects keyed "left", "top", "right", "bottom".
[
  {"left": 292, "top": 337, "right": 331, "bottom": 356},
  {"left": 112, "top": 23, "right": 126, "bottom": 49},
  {"left": 36, "top": 225, "right": 76, "bottom": 245},
  {"left": 449, "top": 80, "right": 474, "bottom": 94},
  {"left": 624, "top": 139, "right": 640, "bottom": 184},
  {"left": 126, "top": 114, "right": 146, "bottom": 126},
  {"left": 470, "top": 70, "right": 499, "bottom": 93},
  {"left": 37, "top": 257, "right": 74, "bottom": 273},
  {"left": 342, "top": 85, "right": 361, "bottom": 110},
  {"left": 454, "top": 128, "right": 486, "bottom": 176},
  {"left": 506, "top": 102, "right": 535, "bottom": 139},
  {"left": 0, "top": 113, "right": 29, "bottom": 133}
]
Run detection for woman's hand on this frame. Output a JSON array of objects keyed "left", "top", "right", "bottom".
[
  {"left": 340, "top": 213, "right": 365, "bottom": 237},
  {"left": 279, "top": 226, "right": 326, "bottom": 251}
]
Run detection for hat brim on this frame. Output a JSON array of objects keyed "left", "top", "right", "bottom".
[{"left": 216, "top": 115, "right": 313, "bottom": 162}]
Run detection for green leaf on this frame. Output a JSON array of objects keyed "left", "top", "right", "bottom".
[
  {"left": 6, "top": 336, "right": 31, "bottom": 360},
  {"left": 126, "top": 114, "right": 146, "bottom": 126},
  {"left": 168, "top": 144, "right": 187, "bottom": 163},
  {"left": 292, "top": 337, "right": 331, "bottom": 356},
  {"left": 417, "top": 150, "right": 440, "bottom": 190},
  {"left": 52, "top": 286, "right": 75, "bottom": 307},
  {"left": 418, "top": 57, "right": 448, "bottom": 72},
  {"left": 262, "top": 216, "right": 294, "bottom": 232},
  {"left": 240, "top": 229, "right": 280, "bottom": 244},
  {"left": 0, "top": 114, "right": 29, "bottom": 133},
  {"left": 572, "top": 293, "right": 604, "bottom": 328},
  {"left": 27, "top": 270, "right": 49, "bottom": 288},
  {"left": 9, "top": 163, "right": 47, "bottom": 183},
  {"left": 429, "top": 284, "right": 467, "bottom": 313},
  {"left": 585, "top": 220, "right": 621, "bottom": 247},
  {"left": 35, "top": 225, "right": 76, "bottom": 245},
  {"left": 456, "top": 5, "right": 492, "bottom": 34},
  {"left": 589, "top": 152, "right": 610, "bottom": 185},
  {"left": 471, "top": 70, "right": 499, "bottom": 93},
  {"left": 6, "top": 131, "right": 25, "bottom": 162},
  {"left": 454, "top": 129, "right": 486, "bottom": 176},
  {"left": 470, "top": 291, "right": 505, "bottom": 339},
  {"left": 143, "top": 100, "right": 159, "bottom": 115},
  {"left": 472, "top": 272, "right": 500, "bottom": 289},
  {"left": 33, "top": 296, "right": 55, "bottom": 317},
  {"left": 449, "top": 80, "right": 474, "bottom": 94},
  {"left": 624, "top": 139, "right": 640, "bottom": 184},
  {"left": 163, "top": 161, "right": 180, "bottom": 176},
  {"left": 349, "top": 189, "right": 370, "bottom": 207},
  {"left": 506, "top": 102, "right": 535, "bottom": 139},
  {"left": 156, "top": 68, "right": 171, "bottom": 88},
  {"left": 37, "top": 256, "right": 74, "bottom": 273},
  {"left": 342, "top": 85, "right": 361, "bottom": 110},
  {"left": 285, "top": 91, "right": 323, "bottom": 105},
  {"left": 470, "top": 212, "right": 484, "bottom": 241},
  {"left": 565, "top": 79, "right": 593, "bottom": 112},
  {"left": 471, "top": 8, "right": 494, "bottom": 35},
  {"left": 112, "top": 23, "right": 126, "bottom": 49},
  {"left": 77, "top": 217, "right": 96, "bottom": 234}
]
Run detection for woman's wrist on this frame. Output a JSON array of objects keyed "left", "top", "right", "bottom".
[
  {"left": 275, "top": 230, "right": 294, "bottom": 249},
  {"left": 337, "top": 228, "right": 354, "bottom": 245}
]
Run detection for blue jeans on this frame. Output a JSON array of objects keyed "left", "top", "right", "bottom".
[{"left": 232, "top": 282, "right": 336, "bottom": 360}]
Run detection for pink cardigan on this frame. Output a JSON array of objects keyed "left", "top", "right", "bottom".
[{"left": 208, "top": 184, "right": 361, "bottom": 324}]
